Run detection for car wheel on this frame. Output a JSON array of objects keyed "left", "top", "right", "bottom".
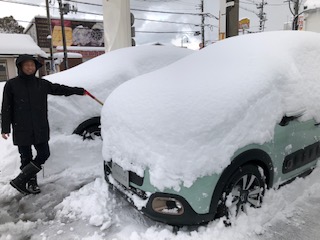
[
  {"left": 73, "top": 117, "right": 101, "bottom": 140},
  {"left": 81, "top": 124, "right": 101, "bottom": 140},
  {"left": 216, "top": 164, "right": 265, "bottom": 220}
]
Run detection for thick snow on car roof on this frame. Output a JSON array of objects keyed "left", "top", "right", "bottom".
[
  {"left": 44, "top": 46, "right": 193, "bottom": 133},
  {"left": 101, "top": 31, "right": 320, "bottom": 191}
]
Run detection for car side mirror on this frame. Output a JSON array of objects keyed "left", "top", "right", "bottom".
[{"left": 279, "top": 108, "right": 306, "bottom": 126}]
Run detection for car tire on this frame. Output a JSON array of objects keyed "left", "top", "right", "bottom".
[
  {"left": 215, "top": 164, "right": 265, "bottom": 221},
  {"left": 73, "top": 117, "right": 101, "bottom": 140},
  {"left": 81, "top": 124, "right": 101, "bottom": 140}
]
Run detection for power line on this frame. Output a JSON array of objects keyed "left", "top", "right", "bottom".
[
  {"left": 65, "top": 0, "right": 207, "bottom": 17},
  {"left": 65, "top": 0, "right": 101, "bottom": 7},
  {"left": 131, "top": 8, "right": 203, "bottom": 16},
  {"left": 0, "top": 0, "right": 45, "bottom": 8},
  {"left": 240, "top": 1, "right": 257, "bottom": 5},
  {"left": 135, "top": 17, "right": 206, "bottom": 27},
  {"left": 136, "top": 30, "right": 199, "bottom": 34},
  {"left": 267, "top": 3, "right": 287, "bottom": 6},
  {"left": 0, "top": 0, "right": 217, "bottom": 35},
  {"left": 175, "top": 0, "right": 197, "bottom": 6},
  {"left": 239, "top": 5, "right": 258, "bottom": 14}
]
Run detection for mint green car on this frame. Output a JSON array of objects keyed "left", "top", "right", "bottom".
[
  {"left": 103, "top": 31, "right": 320, "bottom": 226},
  {"left": 104, "top": 110, "right": 320, "bottom": 226}
]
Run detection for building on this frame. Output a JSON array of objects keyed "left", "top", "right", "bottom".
[
  {"left": 304, "top": 0, "right": 320, "bottom": 33},
  {"left": 0, "top": 33, "right": 47, "bottom": 82},
  {"left": 24, "top": 16, "right": 105, "bottom": 73}
]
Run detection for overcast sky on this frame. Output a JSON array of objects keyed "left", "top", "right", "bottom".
[{"left": 0, "top": 0, "right": 306, "bottom": 49}]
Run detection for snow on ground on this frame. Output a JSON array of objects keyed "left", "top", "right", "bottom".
[{"left": 1, "top": 133, "right": 320, "bottom": 239}]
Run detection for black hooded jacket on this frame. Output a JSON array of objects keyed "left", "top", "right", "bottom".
[{"left": 1, "top": 54, "right": 85, "bottom": 146}]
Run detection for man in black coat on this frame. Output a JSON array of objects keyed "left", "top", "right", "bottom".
[{"left": 1, "top": 54, "right": 86, "bottom": 195}]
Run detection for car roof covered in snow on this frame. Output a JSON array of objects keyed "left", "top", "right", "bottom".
[{"left": 44, "top": 45, "right": 194, "bottom": 134}]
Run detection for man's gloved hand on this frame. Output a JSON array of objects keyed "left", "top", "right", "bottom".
[{"left": 1, "top": 133, "right": 10, "bottom": 140}]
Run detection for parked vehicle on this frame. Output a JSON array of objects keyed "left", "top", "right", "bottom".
[
  {"left": 44, "top": 45, "right": 193, "bottom": 139},
  {"left": 101, "top": 31, "right": 320, "bottom": 226}
]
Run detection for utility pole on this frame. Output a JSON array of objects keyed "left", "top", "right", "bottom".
[
  {"left": 201, "top": 0, "right": 205, "bottom": 46},
  {"left": 257, "top": 0, "right": 267, "bottom": 32},
  {"left": 219, "top": 0, "right": 239, "bottom": 40},
  {"left": 226, "top": 0, "right": 239, "bottom": 38},
  {"left": 58, "top": 0, "right": 69, "bottom": 70},
  {"left": 45, "top": 0, "right": 54, "bottom": 73},
  {"left": 293, "top": 0, "right": 300, "bottom": 30}
]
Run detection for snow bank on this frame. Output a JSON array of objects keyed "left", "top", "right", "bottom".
[
  {"left": 101, "top": 31, "right": 320, "bottom": 190},
  {"left": 44, "top": 46, "right": 193, "bottom": 134},
  {"left": 55, "top": 178, "right": 112, "bottom": 229}
]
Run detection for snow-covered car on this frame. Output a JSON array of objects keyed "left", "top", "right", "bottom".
[
  {"left": 43, "top": 46, "right": 193, "bottom": 139},
  {"left": 101, "top": 31, "right": 320, "bottom": 226}
]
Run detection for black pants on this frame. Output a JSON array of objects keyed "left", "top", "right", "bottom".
[{"left": 18, "top": 142, "right": 50, "bottom": 169}]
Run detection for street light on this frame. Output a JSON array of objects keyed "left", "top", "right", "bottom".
[{"left": 181, "top": 35, "right": 189, "bottom": 48}]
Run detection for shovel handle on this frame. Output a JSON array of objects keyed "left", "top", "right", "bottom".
[{"left": 85, "top": 90, "right": 104, "bottom": 106}]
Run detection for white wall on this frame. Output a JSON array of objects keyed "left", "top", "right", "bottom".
[
  {"left": 304, "top": 9, "right": 320, "bottom": 33},
  {"left": 102, "top": 0, "right": 131, "bottom": 52}
]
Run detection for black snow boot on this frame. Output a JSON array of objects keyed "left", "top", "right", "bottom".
[
  {"left": 27, "top": 175, "right": 41, "bottom": 194},
  {"left": 10, "top": 162, "right": 42, "bottom": 195}
]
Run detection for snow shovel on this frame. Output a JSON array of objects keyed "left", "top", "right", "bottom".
[{"left": 85, "top": 90, "right": 104, "bottom": 106}]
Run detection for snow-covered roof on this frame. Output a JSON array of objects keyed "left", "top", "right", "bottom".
[
  {"left": 53, "top": 52, "right": 83, "bottom": 59},
  {"left": 56, "top": 46, "right": 105, "bottom": 52},
  {"left": 0, "top": 33, "right": 47, "bottom": 57},
  {"left": 304, "top": 0, "right": 320, "bottom": 10}
]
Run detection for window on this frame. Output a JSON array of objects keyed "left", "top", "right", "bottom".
[{"left": 0, "top": 60, "right": 8, "bottom": 82}]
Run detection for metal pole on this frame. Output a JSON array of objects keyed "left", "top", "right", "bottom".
[
  {"left": 201, "top": 0, "right": 205, "bottom": 46},
  {"left": 294, "top": 0, "right": 300, "bottom": 30},
  {"left": 45, "top": 0, "right": 55, "bottom": 73},
  {"left": 58, "top": 0, "right": 68, "bottom": 70}
]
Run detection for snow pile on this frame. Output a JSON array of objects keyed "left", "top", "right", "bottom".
[
  {"left": 44, "top": 46, "right": 193, "bottom": 134},
  {"left": 304, "top": 0, "right": 320, "bottom": 10},
  {"left": 101, "top": 31, "right": 320, "bottom": 191},
  {"left": 55, "top": 178, "right": 112, "bottom": 230}
]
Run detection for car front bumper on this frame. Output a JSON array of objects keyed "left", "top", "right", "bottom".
[{"left": 104, "top": 160, "right": 214, "bottom": 226}]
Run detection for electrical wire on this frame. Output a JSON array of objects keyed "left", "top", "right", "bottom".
[
  {"left": 0, "top": 0, "right": 216, "bottom": 32},
  {"left": 135, "top": 17, "right": 212, "bottom": 27},
  {"left": 131, "top": 8, "right": 202, "bottom": 16},
  {"left": 0, "top": 0, "right": 45, "bottom": 8},
  {"left": 136, "top": 30, "right": 198, "bottom": 34},
  {"left": 65, "top": 0, "right": 205, "bottom": 16}
]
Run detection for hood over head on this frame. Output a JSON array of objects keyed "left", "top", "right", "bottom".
[{"left": 16, "top": 54, "right": 43, "bottom": 75}]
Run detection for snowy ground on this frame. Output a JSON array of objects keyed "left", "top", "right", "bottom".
[{"left": 1, "top": 133, "right": 320, "bottom": 240}]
